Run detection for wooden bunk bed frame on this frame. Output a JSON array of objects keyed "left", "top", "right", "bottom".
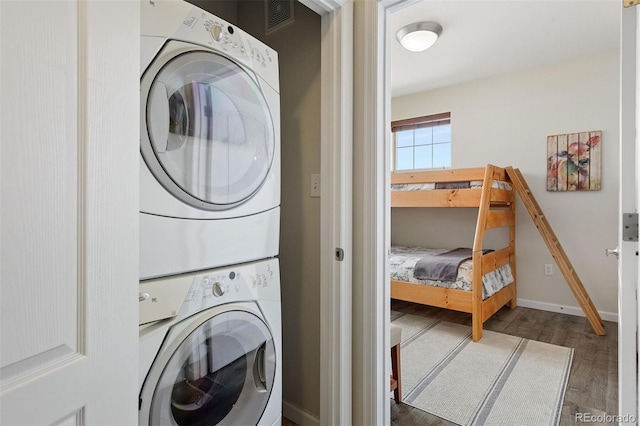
[{"left": 391, "top": 164, "right": 517, "bottom": 342}]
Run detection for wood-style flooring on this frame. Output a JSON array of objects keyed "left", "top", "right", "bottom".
[
  {"left": 282, "top": 417, "right": 297, "bottom": 426},
  {"left": 391, "top": 300, "right": 618, "bottom": 426}
]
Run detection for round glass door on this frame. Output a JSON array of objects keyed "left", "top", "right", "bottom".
[
  {"left": 150, "top": 311, "right": 276, "bottom": 425},
  {"left": 142, "top": 50, "right": 275, "bottom": 209}
]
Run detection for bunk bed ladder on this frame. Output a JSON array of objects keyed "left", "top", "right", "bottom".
[{"left": 505, "top": 167, "right": 606, "bottom": 336}]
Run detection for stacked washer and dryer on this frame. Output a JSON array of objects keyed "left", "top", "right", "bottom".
[{"left": 138, "top": 1, "right": 282, "bottom": 424}]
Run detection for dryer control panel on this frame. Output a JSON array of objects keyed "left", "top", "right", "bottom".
[
  {"left": 174, "top": 6, "right": 280, "bottom": 92},
  {"left": 142, "top": 0, "right": 280, "bottom": 91}
]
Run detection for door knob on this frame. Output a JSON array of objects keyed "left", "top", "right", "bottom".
[{"left": 605, "top": 247, "right": 619, "bottom": 259}]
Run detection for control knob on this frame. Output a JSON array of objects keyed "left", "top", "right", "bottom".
[
  {"left": 209, "top": 23, "right": 223, "bottom": 42},
  {"left": 212, "top": 281, "right": 225, "bottom": 297}
]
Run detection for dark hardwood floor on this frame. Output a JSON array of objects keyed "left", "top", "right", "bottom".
[{"left": 390, "top": 299, "right": 618, "bottom": 426}]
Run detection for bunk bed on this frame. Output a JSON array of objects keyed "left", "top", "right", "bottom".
[{"left": 390, "top": 164, "right": 517, "bottom": 342}]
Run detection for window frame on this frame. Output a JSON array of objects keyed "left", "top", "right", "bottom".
[{"left": 391, "top": 112, "right": 451, "bottom": 171}]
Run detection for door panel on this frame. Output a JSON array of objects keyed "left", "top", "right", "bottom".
[
  {"left": 0, "top": 0, "right": 79, "bottom": 385},
  {"left": 0, "top": 1, "right": 139, "bottom": 424},
  {"left": 618, "top": 5, "right": 638, "bottom": 424}
]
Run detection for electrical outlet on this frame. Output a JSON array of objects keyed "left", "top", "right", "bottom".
[
  {"left": 544, "top": 264, "right": 553, "bottom": 276},
  {"left": 311, "top": 174, "right": 320, "bottom": 198}
]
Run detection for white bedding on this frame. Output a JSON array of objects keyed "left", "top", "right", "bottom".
[
  {"left": 389, "top": 246, "right": 514, "bottom": 300},
  {"left": 391, "top": 180, "right": 512, "bottom": 192}
]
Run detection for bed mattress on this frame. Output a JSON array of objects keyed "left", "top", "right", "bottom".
[
  {"left": 389, "top": 246, "right": 514, "bottom": 299},
  {"left": 391, "top": 180, "right": 512, "bottom": 192}
]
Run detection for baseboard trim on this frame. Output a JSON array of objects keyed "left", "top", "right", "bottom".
[
  {"left": 517, "top": 298, "right": 618, "bottom": 323},
  {"left": 283, "top": 400, "right": 320, "bottom": 426}
]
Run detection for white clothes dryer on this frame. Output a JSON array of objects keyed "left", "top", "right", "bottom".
[
  {"left": 139, "top": 258, "right": 282, "bottom": 426},
  {"left": 140, "top": 1, "right": 280, "bottom": 280}
]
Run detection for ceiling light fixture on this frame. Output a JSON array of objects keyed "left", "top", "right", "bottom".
[{"left": 396, "top": 21, "right": 443, "bottom": 52}]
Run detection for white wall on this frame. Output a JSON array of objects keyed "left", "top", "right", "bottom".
[{"left": 392, "top": 49, "right": 620, "bottom": 317}]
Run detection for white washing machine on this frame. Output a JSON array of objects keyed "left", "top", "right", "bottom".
[
  {"left": 140, "top": 0, "right": 280, "bottom": 280},
  {"left": 139, "top": 258, "right": 282, "bottom": 425}
]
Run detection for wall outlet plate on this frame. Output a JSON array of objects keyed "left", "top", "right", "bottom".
[
  {"left": 544, "top": 264, "right": 553, "bottom": 276},
  {"left": 311, "top": 174, "right": 320, "bottom": 197}
]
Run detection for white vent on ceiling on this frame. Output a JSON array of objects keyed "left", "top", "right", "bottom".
[{"left": 265, "top": 0, "right": 294, "bottom": 34}]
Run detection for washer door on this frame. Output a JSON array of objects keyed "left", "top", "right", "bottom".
[
  {"left": 142, "top": 48, "right": 275, "bottom": 210},
  {"left": 148, "top": 310, "right": 276, "bottom": 425}
]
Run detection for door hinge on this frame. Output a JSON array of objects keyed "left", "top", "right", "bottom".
[
  {"left": 335, "top": 247, "right": 344, "bottom": 261},
  {"left": 623, "top": 213, "right": 638, "bottom": 242}
]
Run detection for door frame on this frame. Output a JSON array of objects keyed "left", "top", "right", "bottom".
[
  {"left": 298, "top": 0, "right": 353, "bottom": 424},
  {"left": 353, "top": 0, "right": 640, "bottom": 424},
  {"left": 350, "top": 1, "right": 420, "bottom": 423},
  {"left": 302, "top": 0, "right": 417, "bottom": 423},
  {"left": 619, "top": 5, "right": 638, "bottom": 424}
]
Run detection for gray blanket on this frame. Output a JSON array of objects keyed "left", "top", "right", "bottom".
[
  {"left": 413, "top": 248, "right": 492, "bottom": 282},
  {"left": 434, "top": 181, "right": 471, "bottom": 189}
]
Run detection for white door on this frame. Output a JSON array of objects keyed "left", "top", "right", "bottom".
[
  {"left": 0, "top": 1, "right": 139, "bottom": 424},
  {"left": 618, "top": 5, "right": 638, "bottom": 424}
]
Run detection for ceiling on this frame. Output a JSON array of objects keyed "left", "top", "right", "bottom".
[{"left": 390, "top": 0, "right": 621, "bottom": 98}]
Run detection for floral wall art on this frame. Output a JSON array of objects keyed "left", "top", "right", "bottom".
[{"left": 546, "top": 131, "right": 601, "bottom": 191}]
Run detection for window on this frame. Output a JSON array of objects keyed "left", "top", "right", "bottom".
[{"left": 391, "top": 112, "right": 451, "bottom": 171}]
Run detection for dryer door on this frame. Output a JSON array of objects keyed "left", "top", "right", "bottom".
[
  {"left": 142, "top": 48, "right": 275, "bottom": 210},
  {"left": 146, "top": 310, "right": 276, "bottom": 426}
]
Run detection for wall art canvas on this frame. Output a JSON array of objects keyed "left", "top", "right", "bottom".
[{"left": 547, "top": 131, "right": 601, "bottom": 191}]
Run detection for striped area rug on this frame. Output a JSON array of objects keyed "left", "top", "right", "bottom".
[{"left": 391, "top": 312, "right": 573, "bottom": 426}]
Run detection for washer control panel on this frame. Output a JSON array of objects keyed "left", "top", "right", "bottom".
[
  {"left": 192, "top": 269, "right": 247, "bottom": 302},
  {"left": 183, "top": 259, "right": 280, "bottom": 320},
  {"left": 140, "top": 259, "right": 280, "bottom": 326}
]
